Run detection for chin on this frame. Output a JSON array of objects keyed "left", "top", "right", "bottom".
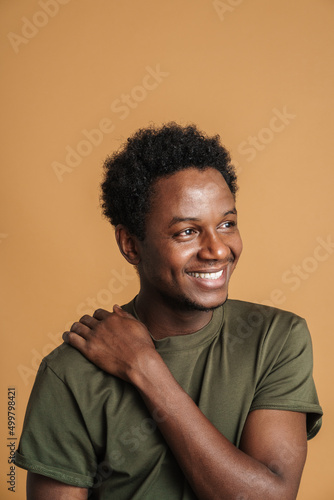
[{"left": 180, "top": 294, "right": 229, "bottom": 312}]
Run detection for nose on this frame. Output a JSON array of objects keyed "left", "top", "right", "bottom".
[{"left": 197, "top": 230, "right": 231, "bottom": 261}]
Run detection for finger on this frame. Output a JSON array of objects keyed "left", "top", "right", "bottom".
[
  {"left": 63, "top": 331, "right": 88, "bottom": 352},
  {"left": 70, "top": 321, "right": 92, "bottom": 339},
  {"left": 113, "top": 304, "right": 135, "bottom": 319},
  {"left": 93, "top": 308, "right": 111, "bottom": 320},
  {"left": 79, "top": 314, "right": 99, "bottom": 328}
]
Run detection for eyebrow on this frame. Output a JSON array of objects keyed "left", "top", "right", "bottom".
[{"left": 168, "top": 208, "right": 237, "bottom": 228}]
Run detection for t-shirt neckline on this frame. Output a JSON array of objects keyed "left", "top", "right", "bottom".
[{"left": 125, "top": 297, "right": 225, "bottom": 353}]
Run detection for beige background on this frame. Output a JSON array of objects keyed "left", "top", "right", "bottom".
[{"left": 1, "top": 0, "right": 333, "bottom": 498}]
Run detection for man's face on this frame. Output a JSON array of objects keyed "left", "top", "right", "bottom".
[{"left": 136, "top": 167, "right": 243, "bottom": 312}]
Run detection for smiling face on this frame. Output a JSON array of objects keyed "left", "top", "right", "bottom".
[{"left": 134, "top": 167, "right": 243, "bottom": 313}]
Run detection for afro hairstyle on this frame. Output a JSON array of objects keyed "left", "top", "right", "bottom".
[{"left": 101, "top": 122, "right": 238, "bottom": 240}]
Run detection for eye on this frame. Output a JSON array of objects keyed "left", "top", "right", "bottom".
[
  {"left": 183, "top": 228, "right": 196, "bottom": 235},
  {"left": 174, "top": 228, "right": 197, "bottom": 239},
  {"left": 219, "top": 221, "right": 237, "bottom": 230}
]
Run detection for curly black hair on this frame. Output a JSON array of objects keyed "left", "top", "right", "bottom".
[{"left": 101, "top": 122, "right": 238, "bottom": 240}]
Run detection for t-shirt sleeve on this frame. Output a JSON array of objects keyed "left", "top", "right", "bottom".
[
  {"left": 15, "top": 359, "right": 97, "bottom": 487},
  {"left": 250, "top": 315, "right": 323, "bottom": 440}
]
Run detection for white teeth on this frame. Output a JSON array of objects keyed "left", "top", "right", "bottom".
[{"left": 188, "top": 270, "right": 223, "bottom": 280}]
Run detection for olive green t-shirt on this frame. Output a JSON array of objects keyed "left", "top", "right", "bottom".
[{"left": 15, "top": 299, "right": 322, "bottom": 499}]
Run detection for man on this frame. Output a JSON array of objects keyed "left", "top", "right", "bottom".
[{"left": 15, "top": 123, "right": 322, "bottom": 499}]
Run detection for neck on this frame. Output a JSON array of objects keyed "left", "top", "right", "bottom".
[{"left": 135, "top": 291, "right": 213, "bottom": 340}]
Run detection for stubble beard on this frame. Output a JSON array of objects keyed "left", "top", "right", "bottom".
[
  {"left": 160, "top": 288, "right": 229, "bottom": 313},
  {"left": 179, "top": 295, "right": 228, "bottom": 312}
]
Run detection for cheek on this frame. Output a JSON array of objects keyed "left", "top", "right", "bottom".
[
  {"left": 231, "top": 233, "right": 243, "bottom": 260},
  {"left": 145, "top": 245, "right": 179, "bottom": 273},
  {"left": 169, "top": 245, "right": 197, "bottom": 267}
]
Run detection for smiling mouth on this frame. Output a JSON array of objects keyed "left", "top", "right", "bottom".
[{"left": 187, "top": 270, "right": 224, "bottom": 280}]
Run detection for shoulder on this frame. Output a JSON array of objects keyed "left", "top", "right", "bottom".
[
  {"left": 33, "top": 342, "right": 130, "bottom": 408},
  {"left": 40, "top": 342, "right": 106, "bottom": 386},
  {"left": 40, "top": 298, "right": 138, "bottom": 381},
  {"left": 223, "top": 299, "right": 310, "bottom": 352},
  {"left": 225, "top": 298, "right": 306, "bottom": 328}
]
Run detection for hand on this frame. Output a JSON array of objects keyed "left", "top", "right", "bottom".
[{"left": 62, "top": 305, "right": 156, "bottom": 383}]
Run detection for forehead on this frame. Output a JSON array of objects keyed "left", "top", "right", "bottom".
[{"left": 149, "top": 167, "right": 234, "bottom": 220}]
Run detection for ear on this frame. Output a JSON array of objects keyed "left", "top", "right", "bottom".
[{"left": 115, "top": 225, "right": 141, "bottom": 265}]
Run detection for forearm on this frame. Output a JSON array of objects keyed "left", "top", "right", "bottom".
[{"left": 132, "top": 354, "right": 298, "bottom": 500}]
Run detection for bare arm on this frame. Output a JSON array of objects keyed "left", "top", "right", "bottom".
[
  {"left": 63, "top": 306, "right": 307, "bottom": 500},
  {"left": 27, "top": 472, "right": 88, "bottom": 500}
]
